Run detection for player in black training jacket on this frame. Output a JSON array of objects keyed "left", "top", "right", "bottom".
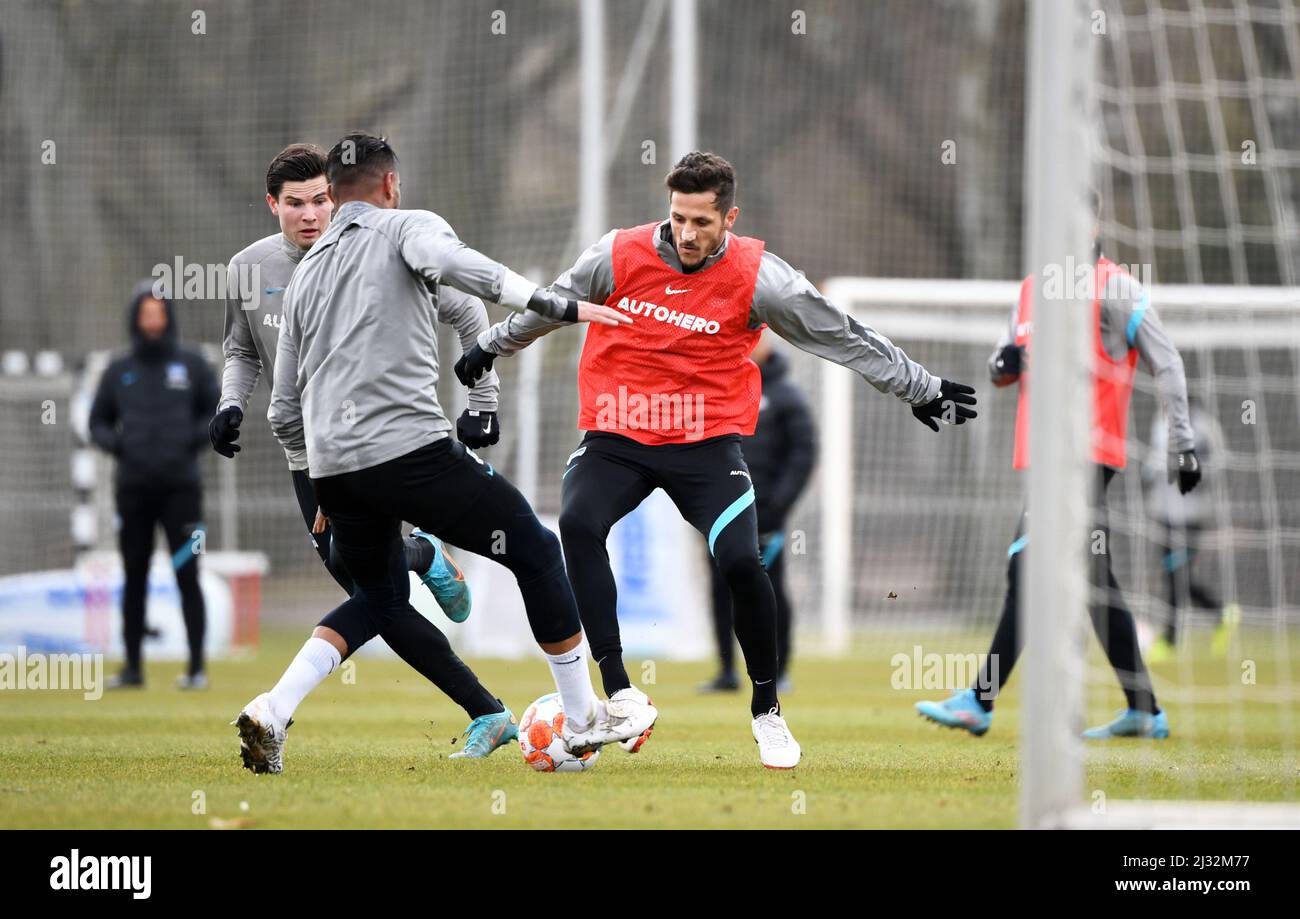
[{"left": 88, "top": 280, "right": 219, "bottom": 689}]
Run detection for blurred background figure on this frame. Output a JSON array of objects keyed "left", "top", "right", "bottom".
[
  {"left": 88, "top": 281, "right": 219, "bottom": 689},
  {"left": 700, "top": 333, "right": 816, "bottom": 694},
  {"left": 1143, "top": 400, "right": 1239, "bottom": 661}
]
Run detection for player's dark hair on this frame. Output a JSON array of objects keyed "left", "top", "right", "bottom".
[
  {"left": 265, "top": 143, "right": 327, "bottom": 199},
  {"left": 326, "top": 132, "right": 399, "bottom": 194},
  {"left": 665, "top": 151, "right": 737, "bottom": 214}
]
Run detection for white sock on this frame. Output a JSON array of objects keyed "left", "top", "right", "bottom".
[
  {"left": 267, "top": 637, "right": 341, "bottom": 724},
  {"left": 544, "top": 645, "right": 598, "bottom": 731}
]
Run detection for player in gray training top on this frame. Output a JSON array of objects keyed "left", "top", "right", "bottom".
[
  {"left": 235, "top": 134, "right": 650, "bottom": 776},
  {"left": 213, "top": 144, "right": 517, "bottom": 769},
  {"left": 265, "top": 145, "right": 626, "bottom": 479}
]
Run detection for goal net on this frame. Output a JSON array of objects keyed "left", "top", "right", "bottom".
[{"left": 817, "top": 0, "right": 1300, "bottom": 827}]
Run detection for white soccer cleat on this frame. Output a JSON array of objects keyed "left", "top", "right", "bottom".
[
  {"left": 233, "top": 692, "right": 290, "bottom": 775},
  {"left": 563, "top": 689, "right": 658, "bottom": 755},
  {"left": 612, "top": 687, "right": 656, "bottom": 753},
  {"left": 752, "top": 707, "right": 801, "bottom": 769}
]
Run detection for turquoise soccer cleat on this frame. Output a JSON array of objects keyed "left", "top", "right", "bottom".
[
  {"left": 449, "top": 706, "right": 519, "bottom": 759},
  {"left": 915, "top": 688, "right": 992, "bottom": 737},
  {"left": 1082, "top": 708, "right": 1169, "bottom": 740},
  {"left": 411, "top": 529, "right": 472, "bottom": 623}
]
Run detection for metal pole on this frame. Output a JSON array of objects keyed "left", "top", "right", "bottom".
[
  {"left": 579, "top": 0, "right": 607, "bottom": 248},
  {"left": 670, "top": 0, "right": 697, "bottom": 162},
  {"left": 1020, "top": 0, "right": 1095, "bottom": 829}
]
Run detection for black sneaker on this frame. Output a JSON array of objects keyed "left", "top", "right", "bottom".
[
  {"left": 697, "top": 671, "right": 740, "bottom": 694},
  {"left": 107, "top": 667, "right": 144, "bottom": 689}
]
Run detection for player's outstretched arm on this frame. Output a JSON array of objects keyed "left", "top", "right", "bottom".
[
  {"left": 752, "top": 251, "right": 977, "bottom": 430},
  {"left": 454, "top": 301, "right": 628, "bottom": 387},
  {"left": 398, "top": 211, "right": 627, "bottom": 327},
  {"left": 909, "top": 380, "right": 978, "bottom": 432},
  {"left": 455, "top": 230, "right": 625, "bottom": 387}
]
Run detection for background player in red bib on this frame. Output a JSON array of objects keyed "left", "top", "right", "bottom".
[
  {"left": 916, "top": 191, "right": 1201, "bottom": 740},
  {"left": 457, "top": 152, "right": 977, "bottom": 769}
]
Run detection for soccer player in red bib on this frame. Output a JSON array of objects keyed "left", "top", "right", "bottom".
[
  {"left": 456, "top": 152, "right": 977, "bottom": 768},
  {"left": 916, "top": 192, "right": 1201, "bottom": 740}
]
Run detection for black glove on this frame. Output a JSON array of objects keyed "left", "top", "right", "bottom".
[
  {"left": 993, "top": 344, "right": 1024, "bottom": 378},
  {"left": 457, "top": 409, "right": 500, "bottom": 448},
  {"left": 209, "top": 406, "right": 243, "bottom": 458},
  {"left": 454, "top": 345, "right": 496, "bottom": 387},
  {"left": 1168, "top": 449, "right": 1201, "bottom": 495},
  {"left": 911, "top": 379, "right": 978, "bottom": 432}
]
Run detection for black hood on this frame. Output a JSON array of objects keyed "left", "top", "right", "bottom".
[
  {"left": 127, "top": 279, "right": 179, "bottom": 361},
  {"left": 757, "top": 348, "right": 789, "bottom": 383}
]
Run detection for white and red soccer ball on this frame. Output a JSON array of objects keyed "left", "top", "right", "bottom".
[{"left": 517, "top": 692, "right": 601, "bottom": 772}]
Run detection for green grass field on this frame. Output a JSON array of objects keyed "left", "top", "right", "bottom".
[{"left": 1, "top": 627, "right": 1294, "bottom": 828}]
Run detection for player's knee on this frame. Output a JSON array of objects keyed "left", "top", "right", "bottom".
[
  {"left": 503, "top": 514, "right": 565, "bottom": 577},
  {"left": 534, "top": 520, "right": 563, "bottom": 561},
  {"left": 529, "top": 612, "right": 582, "bottom": 647},
  {"left": 558, "top": 503, "right": 601, "bottom": 547},
  {"left": 717, "top": 549, "right": 765, "bottom": 590}
]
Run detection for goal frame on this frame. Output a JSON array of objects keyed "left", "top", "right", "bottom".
[{"left": 817, "top": 274, "right": 1299, "bottom": 828}]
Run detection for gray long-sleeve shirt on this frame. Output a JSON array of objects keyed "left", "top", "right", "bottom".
[
  {"left": 988, "top": 263, "right": 1195, "bottom": 454},
  {"left": 269, "top": 200, "right": 547, "bottom": 477},
  {"left": 222, "top": 230, "right": 500, "bottom": 471},
  {"left": 476, "top": 220, "right": 942, "bottom": 406}
]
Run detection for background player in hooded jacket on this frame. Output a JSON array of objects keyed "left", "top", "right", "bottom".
[{"left": 89, "top": 281, "right": 219, "bottom": 689}]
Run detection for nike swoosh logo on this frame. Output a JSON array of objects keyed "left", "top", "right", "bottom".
[
  {"left": 264, "top": 286, "right": 286, "bottom": 295},
  {"left": 442, "top": 551, "right": 466, "bottom": 582},
  {"left": 481, "top": 419, "right": 493, "bottom": 434},
  {"left": 665, "top": 284, "right": 691, "bottom": 295}
]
